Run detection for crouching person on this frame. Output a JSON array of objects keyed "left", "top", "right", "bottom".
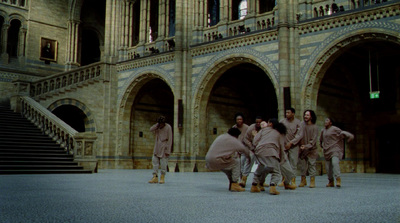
[{"left": 206, "top": 128, "right": 250, "bottom": 192}]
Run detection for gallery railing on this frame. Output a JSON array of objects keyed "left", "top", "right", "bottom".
[{"left": 29, "top": 62, "right": 109, "bottom": 98}]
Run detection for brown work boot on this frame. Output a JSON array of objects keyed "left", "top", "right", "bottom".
[
  {"left": 263, "top": 182, "right": 269, "bottom": 187},
  {"left": 298, "top": 176, "right": 307, "bottom": 187},
  {"left": 258, "top": 184, "right": 265, "bottom": 191},
  {"left": 239, "top": 176, "right": 247, "bottom": 188},
  {"left": 284, "top": 183, "right": 296, "bottom": 190},
  {"left": 148, "top": 174, "right": 158, "bottom": 184},
  {"left": 291, "top": 177, "right": 296, "bottom": 186},
  {"left": 250, "top": 183, "right": 261, "bottom": 193},
  {"left": 326, "top": 179, "right": 335, "bottom": 187},
  {"left": 159, "top": 174, "right": 165, "bottom": 184},
  {"left": 230, "top": 182, "right": 245, "bottom": 192},
  {"left": 336, "top": 177, "right": 341, "bottom": 187},
  {"left": 269, "top": 185, "right": 280, "bottom": 195},
  {"left": 309, "top": 176, "right": 316, "bottom": 188},
  {"left": 278, "top": 177, "right": 285, "bottom": 187}
]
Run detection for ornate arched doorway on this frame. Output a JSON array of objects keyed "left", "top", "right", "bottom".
[{"left": 311, "top": 36, "right": 400, "bottom": 173}]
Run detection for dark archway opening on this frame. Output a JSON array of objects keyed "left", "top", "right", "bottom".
[
  {"left": 130, "top": 79, "right": 174, "bottom": 168},
  {"left": 318, "top": 40, "right": 400, "bottom": 173},
  {"left": 206, "top": 63, "right": 278, "bottom": 148},
  {"left": 79, "top": 0, "right": 105, "bottom": 66},
  {"left": 7, "top": 19, "right": 21, "bottom": 58},
  {"left": 0, "top": 17, "right": 4, "bottom": 53},
  {"left": 81, "top": 29, "right": 101, "bottom": 66},
  {"left": 52, "top": 105, "right": 87, "bottom": 132}
]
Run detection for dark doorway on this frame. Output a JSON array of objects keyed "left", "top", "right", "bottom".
[
  {"left": 206, "top": 63, "right": 278, "bottom": 148},
  {"left": 7, "top": 19, "right": 21, "bottom": 58},
  {"left": 81, "top": 29, "right": 101, "bottom": 66},
  {"left": 317, "top": 39, "right": 400, "bottom": 173},
  {"left": 131, "top": 79, "right": 174, "bottom": 162},
  {"left": 52, "top": 105, "right": 87, "bottom": 132},
  {"left": 376, "top": 124, "right": 400, "bottom": 173},
  {"left": 79, "top": 0, "right": 105, "bottom": 66}
]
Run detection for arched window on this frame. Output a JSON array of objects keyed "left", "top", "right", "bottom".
[
  {"left": 0, "top": 16, "right": 3, "bottom": 53},
  {"left": 149, "top": 0, "right": 159, "bottom": 42},
  {"left": 239, "top": 0, "right": 247, "bottom": 20},
  {"left": 168, "top": 0, "right": 175, "bottom": 37},
  {"left": 259, "top": 0, "right": 275, "bottom": 14},
  {"left": 7, "top": 19, "right": 21, "bottom": 58},
  {"left": 208, "top": 0, "right": 220, "bottom": 27},
  {"left": 131, "top": 0, "right": 140, "bottom": 46}
]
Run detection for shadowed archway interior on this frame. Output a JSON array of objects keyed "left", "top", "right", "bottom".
[
  {"left": 317, "top": 40, "right": 400, "bottom": 173},
  {"left": 52, "top": 105, "right": 87, "bottom": 132},
  {"left": 206, "top": 63, "right": 278, "bottom": 150},
  {"left": 130, "top": 78, "right": 174, "bottom": 168}
]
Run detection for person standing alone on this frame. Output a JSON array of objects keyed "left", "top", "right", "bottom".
[
  {"left": 320, "top": 117, "right": 354, "bottom": 187},
  {"left": 148, "top": 116, "right": 173, "bottom": 184}
]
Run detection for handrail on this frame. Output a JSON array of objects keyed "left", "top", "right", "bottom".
[
  {"left": 29, "top": 62, "right": 108, "bottom": 98},
  {"left": 20, "top": 96, "right": 78, "bottom": 155}
]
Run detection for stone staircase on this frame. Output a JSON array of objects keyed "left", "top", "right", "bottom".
[{"left": 0, "top": 105, "right": 92, "bottom": 174}]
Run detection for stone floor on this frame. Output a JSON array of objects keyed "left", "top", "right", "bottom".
[{"left": 1, "top": 170, "right": 399, "bottom": 223}]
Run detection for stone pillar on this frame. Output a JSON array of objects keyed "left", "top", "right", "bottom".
[
  {"left": 65, "top": 20, "right": 80, "bottom": 70},
  {"left": 156, "top": 0, "right": 167, "bottom": 51},
  {"left": 220, "top": 0, "right": 229, "bottom": 23},
  {"left": 10, "top": 80, "right": 31, "bottom": 113},
  {"left": 278, "top": 0, "right": 290, "bottom": 117},
  {"left": 139, "top": 0, "right": 147, "bottom": 46},
  {"left": 117, "top": 0, "right": 129, "bottom": 61},
  {"left": 1, "top": 23, "right": 9, "bottom": 64},
  {"left": 18, "top": 27, "right": 26, "bottom": 65},
  {"left": 103, "top": 0, "right": 120, "bottom": 63},
  {"left": 247, "top": 0, "right": 256, "bottom": 17}
]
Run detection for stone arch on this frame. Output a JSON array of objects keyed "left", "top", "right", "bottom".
[
  {"left": 192, "top": 48, "right": 279, "bottom": 97},
  {"left": 191, "top": 55, "right": 279, "bottom": 156},
  {"left": 69, "top": 0, "right": 84, "bottom": 21},
  {"left": 0, "top": 10, "right": 9, "bottom": 22},
  {"left": 47, "top": 98, "right": 96, "bottom": 132},
  {"left": 301, "top": 22, "right": 400, "bottom": 110},
  {"left": 117, "top": 72, "right": 175, "bottom": 156},
  {"left": 8, "top": 13, "right": 26, "bottom": 27}
]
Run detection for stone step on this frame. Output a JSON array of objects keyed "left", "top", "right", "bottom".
[
  {"left": 0, "top": 165, "right": 83, "bottom": 170},
  {"left": 0, "top": 169, "right": 93, "bottom": 174}
]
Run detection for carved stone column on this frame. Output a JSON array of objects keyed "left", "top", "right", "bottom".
[
  {"left": 65, "top": 20, "right": 80, "bottom": 70},
  {"left": 18, "top": 27, "right": 27, "bottom": 65},
  {"left": 1, "top": 24, "right": 10, "bottom": 64}
]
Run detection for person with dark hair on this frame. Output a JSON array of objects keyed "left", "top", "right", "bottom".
[
  {"left": 232, "top": 112, "right": 249, "bottom": 186},
  {"left": 240, "top": 116, "right": 263, "bottom": 188},
  {"left": 250, "top": 120, "right": 287, "bottom": 195},
  {"left": 280, "top": 107, "right": 301, "bottom": 186},
  {"left": 206, "top": 128, "right": 250, "bottom": 192},
  {"left": 148, "top": 116, "right": 173, "bottom": 184},
  {"left": 320, "top": 117, "right": 354, "bottom": 187},
  {"left": 290, "top": 110, "right": 319, "bottom": 188}
]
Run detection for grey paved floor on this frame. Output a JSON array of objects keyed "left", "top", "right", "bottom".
[{"left": 1, "top": 170, "right": 400, "bottom": 223}]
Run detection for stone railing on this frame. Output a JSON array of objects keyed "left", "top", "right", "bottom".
[
  {"left": 298, "top": 1, "right": 400, "bottom": 35},
  {"left": 203, "top": 11, "right": 276, "bottom": 43},
  {"left": 29, "top": 62, "right": 109, "bottom": 98},
  {"left": 20, "top": 96, "right": 79, "bottom": 154},
  {"left": 16, "top": 96, "right": 98, "bottom": 171}
]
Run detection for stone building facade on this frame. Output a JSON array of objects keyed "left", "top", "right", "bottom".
[{"left": 1, "top": 0, "right": 400, "bottom": 173}]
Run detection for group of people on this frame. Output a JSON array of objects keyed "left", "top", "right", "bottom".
[{"left": 206, "top": 108, "right": 354, "bottom": 195}]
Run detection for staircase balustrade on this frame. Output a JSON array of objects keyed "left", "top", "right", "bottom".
[
  {"left": 20, "top": 96, "right": 78, "bottom": 155},
  {"left": 29, "top": 62, "right": 109, "bottom": 98}
]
